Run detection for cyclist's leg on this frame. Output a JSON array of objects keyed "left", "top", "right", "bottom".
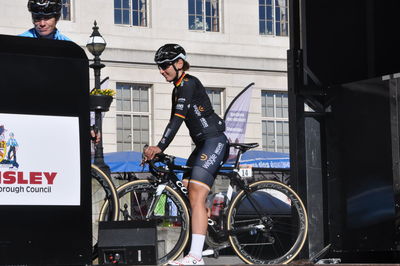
[{"left": 173, "top": 135, "right": 228, "bottom": 263}]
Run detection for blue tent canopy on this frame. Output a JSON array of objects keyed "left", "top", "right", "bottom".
[
  {"left": 103, "top": 151, "right": 187, "bottom": 173},
  {"left": 239, "top": 150, "right": 290, "bottom": 169},
  {"left": 103, "top": 150, "right": 289, "bottom": 173}
]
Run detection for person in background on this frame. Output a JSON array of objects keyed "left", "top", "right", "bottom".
[
  {"left": 20, "top": 0, "right": 70, "bottom": 41},
  {"left": 144, "top": 44, "right": 229, "bottom": 265}
]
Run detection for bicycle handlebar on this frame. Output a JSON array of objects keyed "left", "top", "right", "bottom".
[
  {"left": 142, "top": 146, "right": 190, "bottom": 177},
  {"left": 148, "top": 153, "right": 173, "bottom": 173}
]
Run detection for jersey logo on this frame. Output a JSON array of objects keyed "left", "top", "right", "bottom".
[
  {"left": 193, "top": 105, "right": 201, "bottom": 117},
  {"left": 175, "top": 113, "right": 186, "bottom": 119},
  {"left": 198, "top": 106, "right": 205, "bottom": 112},
  {"left": 200, "top": 118, "right": 209, "bottom": 128}
]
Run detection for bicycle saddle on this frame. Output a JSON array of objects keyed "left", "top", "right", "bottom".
[{"left": 228, "top": 142, "right": 259, "bottom": 151}]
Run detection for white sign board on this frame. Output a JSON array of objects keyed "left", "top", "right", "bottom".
[{"left": 0, "top": 113, "right": 81, "bottom": 206}]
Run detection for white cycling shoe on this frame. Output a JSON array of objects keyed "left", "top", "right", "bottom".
[{"left": 167, "top": 254, "right": 205, "bottom": 265}]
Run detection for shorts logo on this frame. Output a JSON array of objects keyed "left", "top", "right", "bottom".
[
  {"left": 200, "top": 153, "right": 208, "bottom": 160},
  {"left": 214, "top": 143, "right": 224, "bottom": 155},
  {"left": 203, "top": 154, "right": 217, "bottom": 169}
]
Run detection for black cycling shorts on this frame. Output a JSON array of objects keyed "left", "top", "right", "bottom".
[{"left": 183, "top": 134, "right": 228, "bottom": 190}]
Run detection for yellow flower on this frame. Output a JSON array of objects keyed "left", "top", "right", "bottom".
[{"left": 90, "top": 88, "right": 116, "bottom": 96}]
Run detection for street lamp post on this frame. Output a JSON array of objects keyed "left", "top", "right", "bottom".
[{"left": 86, "top": 21, "right": 111, "bottom": 176}]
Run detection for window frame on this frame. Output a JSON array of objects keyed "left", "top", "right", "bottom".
[
  {"left": 188, "top": 0, "right": 221, "bottom": 32},
  {"left": 60, "top": 0, "right": 72, "bottom": 21},
  {"left": 114, "top": 0, "right": 149, "bottom": 27},
  {"left": 261, "top": 91, "right": 289, "bottom": 153},
  {"left": 116, "top": 83, "right": 152, "bottom": 152},
  {"left": 205, "top": 87, "right": 224, "bottom": 116},
  {"left": 259, "top": 0, "right": 289, "bottom": 37}
]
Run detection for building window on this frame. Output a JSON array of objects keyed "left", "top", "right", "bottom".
[
  {"left": 206, "top": 88, "right": 223, "bottom": 116},
  {"left": 188, "top": 0, "right": 220, "bottom": 32},
  {"left": 116, "top": 83, "right": 150, "bottom": 152},
  {"left": 191, "top": 88, "right": 223, "bottom": 150},
  {"left": 259, "top": 0, "right": 288, "bottom": 36},
  {"left": 261, "top": 91, "right": 289, "bottom": 153},
  {"left": 60, "top": 0, "right": 71, "bottom": 20},
  {"left": 114, "top": 0, "right": 147, "bottom": 26}
]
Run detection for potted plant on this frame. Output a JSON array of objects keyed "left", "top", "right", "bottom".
[{"left": 89, "top": 88, "right": 116, "bottom": 112}]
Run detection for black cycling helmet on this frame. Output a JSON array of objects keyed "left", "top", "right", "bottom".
[
  {"left": 27, "top": 0, "right": 62, "bottom": 17},
  {"left": 154, "top": 44, "right": 186, "bottom": 64}
]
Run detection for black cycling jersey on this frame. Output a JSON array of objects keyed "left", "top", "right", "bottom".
[{"left": 157, "top": 73, "right": 225, "bottom": 151}]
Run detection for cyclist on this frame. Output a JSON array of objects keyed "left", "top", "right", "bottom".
[
  {"left": 20, "top": 0, "right": 71, "bottom": 41},
  {"left": 145, "top": 44, "right": 229, "bottom": 265}
]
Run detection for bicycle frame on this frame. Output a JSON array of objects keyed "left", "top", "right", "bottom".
[
  {"left": 146, "top": 147, "right": 266, "bottom": 228},
  {"left": 145, "top": 164, "right": 191, "bottom": 219}
]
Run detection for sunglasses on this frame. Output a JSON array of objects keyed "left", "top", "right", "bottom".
[
  {"left": 158, "top": 62, "right": 173, "bottom": 70},
  {"left": 32, "top": 14, "right": 55, "bottom": 21}
]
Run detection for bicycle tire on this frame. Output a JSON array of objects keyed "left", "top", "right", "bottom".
[
  {"left": 226, "top": 180, "right": 308, "bottom": 264},
  {"left": 100, "top": 179, "right": 191, "bottom": 265},
  {"left": 91, "top": 164, "right": 119, "bottom": 260}
]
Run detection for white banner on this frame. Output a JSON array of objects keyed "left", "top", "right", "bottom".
[
  {"left": 0, "top": 113, "right": 81, "bottom": 206},
  {"left": 224, "top": 83, "right": 254, "bottom": 163}
]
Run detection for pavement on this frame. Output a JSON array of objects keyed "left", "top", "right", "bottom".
[{"left": 203, "top": 255, "right": 244, "bottom": 265}]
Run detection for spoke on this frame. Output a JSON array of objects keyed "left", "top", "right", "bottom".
[
  {"left": 132, "top": 190, "right": 145, "bottom": 218},
  {"left": 240, "top": 242, "right": 273, "bottom": 247}
]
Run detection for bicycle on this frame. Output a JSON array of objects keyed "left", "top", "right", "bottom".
[
  {"left": 100, "top": 143, "right": 308, "bottom": 264},
  {"left": 91, "top": 164, "right": 120, "bottom": 260}
]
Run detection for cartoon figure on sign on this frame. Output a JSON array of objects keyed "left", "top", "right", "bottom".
[
  {"left": 7, "top": 132, "right": 19, "bottom": 168},
  {"left": 0, "top": 125, "right": 6, "bottom": 163}
]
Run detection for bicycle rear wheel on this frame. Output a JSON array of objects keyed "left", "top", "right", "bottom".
[
  {"left": 91, "top": 165, "right": 119, "bottom": 260},
  {"left": 101, "top": 179, "right": 191, "bottom": 265},
  {"left": 226, "top": 180, "right": 308, "bottom": 264}
]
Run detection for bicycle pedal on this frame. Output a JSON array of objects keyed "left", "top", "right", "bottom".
[{"left": 202, "top": 249, "right": 214, "bottom": 257}]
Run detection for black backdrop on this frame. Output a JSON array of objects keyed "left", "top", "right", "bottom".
[
  {"left": 0, "top": 35, "right": 91, "bottom": 265},
  {"left": 288, "top": 0, "right": 400, "bottom": 262},
  {"left": 302, "top": 0, "right": 400, "bottom": 86}
]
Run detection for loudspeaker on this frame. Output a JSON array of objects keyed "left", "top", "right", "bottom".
[{"left": 98, "top": 220, "right": 157, "bottom": 265}]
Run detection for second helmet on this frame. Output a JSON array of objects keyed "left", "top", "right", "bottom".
[{"left": 154, "top": 44, "right": 186, "bottom": 64}]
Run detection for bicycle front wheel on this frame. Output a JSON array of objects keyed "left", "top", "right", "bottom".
[
  {"left": 101, "top": 179, "right": 191, "bottom": 265},
  {"left": 226, "top": 180, "right": 308, "bottom": 264},
  {"left": 91, "top": 165, "right": 119, "bottom": 260}
]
